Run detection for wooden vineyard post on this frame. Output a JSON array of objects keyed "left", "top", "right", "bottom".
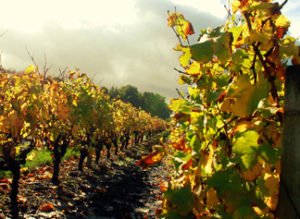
[{"left": 278, "top": 65, "right": 300, "bottom": 218}]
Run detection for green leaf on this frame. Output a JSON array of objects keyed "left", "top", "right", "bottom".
[
  {"left": 189, "top": 30, "right": 232, "bottom": 63},
  {"left": 233, "top": 205, "right": 258, "bottom": 218},
  {"left": 229, "top": 26, "right": 243, "bottom": 45},
  {"left": 189, "top": 134, "right": 201, "bottom": 154},
  {"left": 174, "top": 151, "right": 192, "bottom": 163},
  {"left": 230, "top": 49, "right": 247, "bottom": 73},
  {"left": 233, "top": 130, "right": 260, "bottom": 169},
  {"left": 189, "top": 40, "right": 213, "bottom": 63},
  {"left": 258, "top": 144, "right": 280, "bottom": 164},
  {"left": 165, "top": 211, "right": 194, "bottom": 219},
  {"left": 207, "top": 169, "right": 243, "bottom": 195},
  {"left": 213, "top": 32, "right": 233, "bottom": 63},
  {"left": 168, "top": 99, "right": 185, "bottom": 111},
  {"left": 164, "top": 187, "right": 195, "bottom": 215}
]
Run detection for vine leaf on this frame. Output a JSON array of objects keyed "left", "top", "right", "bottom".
[
  {"left": 175, "top": 45, "right": 192, "bottom": 68},
  {"left": 189, "top": 31, "right": 232, "bottom": 63},
  {"left": 242, "top": 162, "right": 262, "bottom": 181},
  {"left": 233, "top": 130, "right": 260, "bottom": 169},
  {"left": 168, "top": 13, "right": 194, "bottom": 41},
  {"left": 136, "top": 151, "right": 164, "bottom": 169},
  {"left": 206, "top": 187, "right": 219, "bottom": 207},
  {"left": 221, "top": 75, "right": 269, "bottom": 117},
  {"left": 190, "top": 41, "right": 213, "bottom": 63},
  {"left": 164, "top": 187, "right": 195, "bottom": 216},
  {"left": 186, "top": 62, "right": 201, "bottom": 76},
  {"left": 24, "top": 65, "right": 36, "bottom": 74}
]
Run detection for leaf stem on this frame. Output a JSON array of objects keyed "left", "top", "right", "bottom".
[
  {"left": 243, "top": 12, "right": 279, "bottom": 106},
  {"left": 251, "top": 52, "right": 258, "bottom": 84},
  {"left": 174, "top": 67, "right": 189, "bottom": 75},
  {"left": 176, "top": 88, "right": 186, "bottom": 99},
  {"left": 204, "top": 116, "right": 237, "bottom": 150}
]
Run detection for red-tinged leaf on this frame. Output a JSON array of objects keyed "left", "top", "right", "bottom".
[
  {"left": 17, "top": 195, "right": 27, "bottom": 204},
  {"left": 39, "top": 202, "right": 55, "bottom": 212},
  {"left": 276, "top": 27, "right": 287, "bottom": 39},
  {"left": 292, "top": 55, "right": 300, "bottom": 65},
  {"left": 173, "top": 112, "right": 187, "bottom": 121},
  {"left": 182, "top": 159, "right": 193, "bottom": 170},
  {"left": 212, "top": 140, "right": 218, "bottom": 148},
  {"left": 184, "top": 22, "right": 195, "bottom": 37},
  {"left": 0, "top": 183, "right": 10, "bottom": 191},
  {"left": 172, "top": 137, "right": 188, "bottom": 151},
  {"left": 217, "top": 91, "right": 227, "bottom": 103},
  {"left": 26, "top": 173, "right": 35, "bottom": 178},
  {"left": 136, "top": 151, "right": 164, "bottom": 169},
  {"left": 159, "top": 181, "right": 168, "bottom": 192},
  {"left": 240, "top": 0, "right": 249, "bottom": 7},
  {"left": 156, "top": 208, "right": 163, "bottom": 217},
  {"left": 0, "top": 178, "right": 11, "bottom": 184}
]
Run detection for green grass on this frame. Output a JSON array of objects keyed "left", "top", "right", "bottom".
[
  {"left": 0, "top": 147, "right": 80, "bottom": 179},
  {"left": 0, "top": 170, "right": 10, "bottom": 179},
  {"left": 64, "top": 147, "right": 80, "bottom": 160},
  {"left": 25, "top": 149, "right": 52, "bottom": 170}
]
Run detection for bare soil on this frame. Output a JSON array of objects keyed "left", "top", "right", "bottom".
[{"left": 0, "top": 143, "right": 168, "bottom": 219}]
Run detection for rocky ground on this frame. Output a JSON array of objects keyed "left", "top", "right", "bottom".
[{"left": 0, "top": 142, "right": 169, "bottom": 219}]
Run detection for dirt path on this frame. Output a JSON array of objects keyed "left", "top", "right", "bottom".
[{"left": 0, "top": 143, "right": 169, "bottom": 219}]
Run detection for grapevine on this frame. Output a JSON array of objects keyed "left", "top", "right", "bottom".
[
  {"left": 163, "top": 0, "right": 298, "bottom": 218},
  {"left": 0, "top": 67, "right": 167, "bottom": 218}
]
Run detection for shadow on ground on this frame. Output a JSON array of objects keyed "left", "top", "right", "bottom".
[{"left": 0, "top": 143, "right": 167, "bottom": 219}]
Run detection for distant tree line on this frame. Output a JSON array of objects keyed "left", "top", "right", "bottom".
[{"left": 108, "top": 85, "right": 171, "bottom": 119}]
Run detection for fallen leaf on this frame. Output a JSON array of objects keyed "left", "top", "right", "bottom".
[
  {"left": 136, "top": 151, "right": 165, "bottom": 169},
  {"left": 39, "top": 202, "right": 55, "bottom": 212},
  {"left": 17, "top": 195, "right": 27, "bottom": 204},
  {"left": 0, "top": 178, "right": 11, "bottom": 184},
  {"left": 159, "top": 181, "right": 168, "bottom": 193}
]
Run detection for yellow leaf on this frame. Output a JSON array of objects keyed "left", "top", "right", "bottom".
[
  {"left": 221, "top": 75, "right": 268, "bottom": 117},
  {"left": 27, "top": 150, "right": 37, "bottom": 161},
  {"left": 24, "top": 65, "right": 36, "bottom": 74},
  {"left": 264, "top": 173, "right": 279, "bottom": 197},
  {"left": 252, "top": 206, "right": 264, "bottom": 216},
  {"left": 186, "top": 62, "right": 201, "bottom": 76},
  {"left": 231, "top": 0, "right": 241, "bottom": 13},
  {"left": 21, "top": 167, "right": 28, "bottom": 173},
  {"left": 200, "top": 150, "right": 214, "bottom": 176},
  {"left": 275, "top": 14, "right": 290, "bottom": 28},
  {"left": 22, "top": 132, "right": 29, "bottom": 138},
  {"left": 242, "top": 162, "right": 262, "bottom": 181},
  {"left": 32, "top": 94, "right": 37, "bottom": 100},
  {"left": 15, "top": 145, "right": 22, "bottom": 156},
  {"left": 264, "top": 196, "right": 278, "bottom": 211},
  {"left": 178, "top": 76, "right": 186, "bottom": 85},
  {"left": 72, "top": 99, "right": 78, "bottom": 106},
  {"left": 174, "top": 45, "right": 191, "bottom": 68},
  {"left": 263, "top": 172, "right": 279, "bottom": 210},
  {"left": 206, "top": 187, "right": 219, "bottom": 207},
  {"left": 21, "top": 102, "right": 28, "bottom": 111},
  {"left": 232, "top": 121, "right": 254, "bottom": 134}
]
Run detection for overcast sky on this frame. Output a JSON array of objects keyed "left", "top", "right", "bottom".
[{"left": 0, "top": 0, "right": 299, "bottom": 100}]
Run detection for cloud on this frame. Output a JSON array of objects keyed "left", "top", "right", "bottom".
[
  {"left": 0, "top": 0, "right": 226, "bottom": 100},
  {"left": 282, "top": 0, "right": 300, "bottom": 38}
]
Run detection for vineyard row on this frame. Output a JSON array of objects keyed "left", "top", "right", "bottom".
[{"left": 0, "top": 67, "right": 167, "bottom": 218}]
